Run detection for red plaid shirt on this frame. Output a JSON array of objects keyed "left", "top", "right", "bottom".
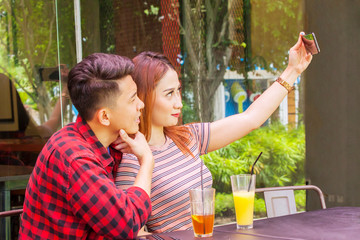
[{"left": 19, "top": 116, "right": 151, "bottom": 239}]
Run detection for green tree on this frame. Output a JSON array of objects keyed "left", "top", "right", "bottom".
[
  {"left": 0, "top": 0, "right": 78, "bottom": 127},
  {"left": 251, "top": 0, "right": 304, "bottom": 71},
  {"left": 176, "top": 0, "right": 303, "bottom": 122},
  {"left": 179, "top": 0, "right": 238, "bottom": 122}
]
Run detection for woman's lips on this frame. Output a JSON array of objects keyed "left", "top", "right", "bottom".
[{"left": 171, "top": 113, "right": 180, "bottom": 118}]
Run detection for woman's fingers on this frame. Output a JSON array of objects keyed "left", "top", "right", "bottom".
[
  {"left": 306, "top": 52, "right": 313, "bottom": 62},
  {"left": 290, "top": 32, "right": 304, "bottom": 51}
]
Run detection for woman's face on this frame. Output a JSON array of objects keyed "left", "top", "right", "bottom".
[{"left": 151, "top": 68, "right": 183, "bottom": 128}]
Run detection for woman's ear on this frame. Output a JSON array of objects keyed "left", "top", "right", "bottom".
[{"left": 96, "top": 108, "right": 110, "bottom": 126}]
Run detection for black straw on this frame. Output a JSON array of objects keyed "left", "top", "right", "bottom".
[{"left": 247, "top": 152, "right": 263, "bottom": 192}]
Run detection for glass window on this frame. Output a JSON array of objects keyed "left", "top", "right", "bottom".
[
  {"left": 0, "top": 1, "right": 65, "bottom": 165},
  {"left": 0, "top": 1, "right": 307, "bottom": 237},
  {"left": 0, "top": 1, "right": 75, "bottom": 238},
  {"left": 75, "top": 0, "right": 306, "bottom": 227}
]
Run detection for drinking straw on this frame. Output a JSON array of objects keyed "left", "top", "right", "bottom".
[
  {"left": 201, "top": 160, "right": 204, "bottom": 191},
  {"left": 247, "top": 152, "right": 263, "bottom": 192},
  {"left": 201, "top": 160, "right": 205, "bottom": 234}
]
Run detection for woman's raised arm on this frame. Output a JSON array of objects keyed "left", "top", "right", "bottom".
[{"left": 208, "top": 32, "right": 313, "bottom": 152}]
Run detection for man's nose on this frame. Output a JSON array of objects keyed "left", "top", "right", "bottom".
[{"left": 137, "top": 97, "right": 144, "bottom": 110}]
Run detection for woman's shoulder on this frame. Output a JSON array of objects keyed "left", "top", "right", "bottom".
[
  {"left": 184, "top": 122, "right": 211, "bottom": 140},
  {"left": 185, "top": 122, "right": 210, "bottom": 131}
]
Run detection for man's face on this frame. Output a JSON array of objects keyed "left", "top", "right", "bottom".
[{"left": 109, "top": 76, "right": 144, "bottom": 134}]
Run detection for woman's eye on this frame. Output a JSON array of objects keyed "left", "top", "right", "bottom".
[{"left": 167, "top": 91, "right": 173, "bottom": 96}]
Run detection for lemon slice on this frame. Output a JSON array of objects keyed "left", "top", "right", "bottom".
[{"left": 192, "top": 215, "right": 203, "bottom": 223}]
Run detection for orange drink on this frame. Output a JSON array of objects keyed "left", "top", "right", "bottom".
[
  {"left": 191, "top": 214, "right": 215, "bottom": 236},
  {"left": 231, "top": 174, "right": 256, "bottom": 229},
  {"left": 233, "top": 191, "right": 255, "bottom": 226},
  {"left": 189, "top": 188, "right": 215, "bottom": 237}
]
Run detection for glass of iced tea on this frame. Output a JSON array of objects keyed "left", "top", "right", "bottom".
[
  {"left": 231, "top": 174, "right": 256, "bottom": 229},
  {"left": 189, "top": 188, "right": 215, "bottom": 237}
]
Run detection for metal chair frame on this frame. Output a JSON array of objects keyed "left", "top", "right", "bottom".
[
  {"left": 255, "top": 185, "right": 326, "bottom": 218},
  {"left": 0, "top": 208, "right": 23, "bottom": 218}
]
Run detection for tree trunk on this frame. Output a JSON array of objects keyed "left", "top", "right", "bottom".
[{"left": 182, "top": 0, "right": 235, "bottom": 122}]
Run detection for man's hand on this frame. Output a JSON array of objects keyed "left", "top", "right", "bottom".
[
  {"left": 115, "top": 130, "right": 154, "bottom": 197},
  {"left": 115, "top": 130, "right": 153, "bottom": 166}
]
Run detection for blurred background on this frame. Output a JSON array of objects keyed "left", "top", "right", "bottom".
[{"left": 0, "top": 0, "right": 359, "bottom": 238}]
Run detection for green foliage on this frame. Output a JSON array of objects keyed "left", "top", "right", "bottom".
[
  {"left": 215, "top": 193, "right": 234, "bottom": 217},
  {"left": 295, "top": 190, "right": 306, "bottom": 212},
  {"left": 181, "top": 98, "right": 199, "bottom": 124},
  {"left": 202, "top": 122, "right": 305, "bottom": 193},
  {"left": 251, "top": 0, "right": 303, "bottom": 72},
  {"left": 0, "top": 0, "right": 62, "bottom": 122},
  {"left": 144, "top": 5, "right": 159, "bottom": 16},
  {"left": 207, "top": 121, "right": 306, "bottom": 220},
  {"left": 254, "top": 195, "right": 267, "bottom": 218}
]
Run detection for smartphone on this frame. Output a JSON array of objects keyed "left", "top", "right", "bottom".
[{"left": 301, "top": 32, "right": 320, "bottom": 55}]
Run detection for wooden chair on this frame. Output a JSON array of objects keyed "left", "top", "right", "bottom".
[{"left": 255, "top": 185, "right": 326, "bottom": 218}]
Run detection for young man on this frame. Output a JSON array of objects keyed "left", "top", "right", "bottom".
[{"left": 19, "top": 53, "right": 154, "bottom": 239}]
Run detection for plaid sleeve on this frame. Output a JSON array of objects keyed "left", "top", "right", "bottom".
[{"left": 67, "top": 156, "right": 151, "bottom": 239}]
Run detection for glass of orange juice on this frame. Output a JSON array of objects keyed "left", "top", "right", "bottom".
[
  {"left": 231, "top": 174, "right": 256, "bottom": 229},
  {"left": 189, "top": 188, "right": 215, "bottom": 237}
]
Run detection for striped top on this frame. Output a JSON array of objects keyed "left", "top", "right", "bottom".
[{"left": 115, "top": 123, "right": 213, "bottom": 233}]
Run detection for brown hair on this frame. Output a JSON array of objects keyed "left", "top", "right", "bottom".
[
  {"left": 68, "top": 53, "right": 134, "bottom": 120},
  {"left": 132, "top": 51, "right": 193, "bottom": 156}
]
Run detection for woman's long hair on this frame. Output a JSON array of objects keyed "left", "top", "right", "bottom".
[{"left": 132, "top": 51, "right": 193, "bottom": 156}]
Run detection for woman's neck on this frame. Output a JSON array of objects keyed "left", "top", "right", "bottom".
[{"left": 148, "top": 125, "right": 166, "bottom": 146}]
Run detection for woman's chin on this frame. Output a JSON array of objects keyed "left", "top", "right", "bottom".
[{"left": 164, "top": 122, "right": 178, "bottom": 127}]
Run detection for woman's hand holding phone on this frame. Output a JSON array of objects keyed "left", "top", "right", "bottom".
[{"left": 301, "top": 32, "right": 320, "bottom": 55}]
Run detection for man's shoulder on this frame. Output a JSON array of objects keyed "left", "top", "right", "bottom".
[{"left": 45, "top": 123, "right": 93, "bottom": 158}]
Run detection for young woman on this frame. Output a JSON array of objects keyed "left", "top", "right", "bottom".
[{"left": 114, "top": 33, "right": 312, "bottom": 233}]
